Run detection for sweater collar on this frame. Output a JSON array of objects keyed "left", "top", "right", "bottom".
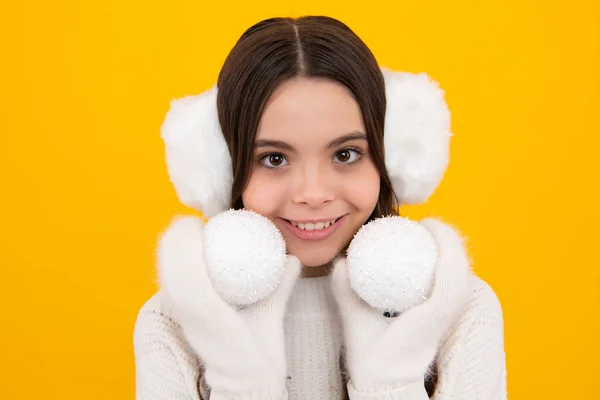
[{"left": 286, "top": 274, "right": 339, "bottom": 316}]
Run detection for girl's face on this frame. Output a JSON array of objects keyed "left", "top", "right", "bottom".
[{"left": 242, "top": 77, "right": 380, "bottom": 270}]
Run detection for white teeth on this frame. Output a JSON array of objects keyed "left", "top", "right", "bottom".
[{"left": 290, "top": 219, "right": 337, "bottom": 230}]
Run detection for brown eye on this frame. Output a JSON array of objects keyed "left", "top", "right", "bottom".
[
  {"left": 269, "top": 154, "right": 284, "bottom": 166},
  {"left": 333, "top": 148, "right": 361, "bottom": 164},
  {"left": 337, "top": 150, "right": 351, "bottom": 162},
  {"left": 259, "top": 153, "right": 289, "bottom": 168}
]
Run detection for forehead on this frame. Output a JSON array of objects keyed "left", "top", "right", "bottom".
[{"left": 257, "top": 77, "right": 365, "bottom": 142}]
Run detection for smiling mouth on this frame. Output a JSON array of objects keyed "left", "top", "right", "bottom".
[{"left": 283, "top": 216, "right": 343, "bottom": 231}]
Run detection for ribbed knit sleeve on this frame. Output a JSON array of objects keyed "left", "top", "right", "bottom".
[
  {"left": 433, "top": 276, "right": 507, "bottom": 400},
  {"left": 133, "top": 291, "right": 208, "bottom": 400}
]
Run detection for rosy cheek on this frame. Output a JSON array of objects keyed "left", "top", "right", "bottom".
[
  {"left": 241, "top": 173, "right": 284, "bottom": 217},
  {"left": 364, "top": 176, "right": 381, "bottom": 208},
  {"left": 345, "top": 164, "right": 380, "bottom": 210}
]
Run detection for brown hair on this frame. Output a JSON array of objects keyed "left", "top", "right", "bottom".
[{"left": 216, "top": 16, "right": 398, "bottom": 221}]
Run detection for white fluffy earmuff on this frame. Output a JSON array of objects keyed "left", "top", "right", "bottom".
[{"left": 160, "top": 68, "right": 451, "bottom": 217}]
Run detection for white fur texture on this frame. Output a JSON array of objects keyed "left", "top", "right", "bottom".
[
  {"left": 203, "top": 209, "right": 287, "bottom": 306},
  {"left": 160, "top": 86, "right": 233, "bottom": 218},
  {"left": 155, "top": 213, "right": 301, "bottom": 397},
  {"left": 155, "top": 215, "right": 208, "bottom": 317},
  {"left": 382, "top": 68, "right": 452, "bottom": 205},
  {"left": 160, "top": 69, "right": 451, "bottom": 215},
  {"left": 331, "top": 218, "right": 474, "bottom": 393},
  {"left": 346, "top": 216, "right": 437, "bottom": 312}
]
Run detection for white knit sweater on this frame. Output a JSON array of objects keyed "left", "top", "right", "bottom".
[{"left": 134, "top": 273, "right": 506, "bottom": 400}]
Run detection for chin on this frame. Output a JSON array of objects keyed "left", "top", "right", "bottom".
[{"left": 292, "top": 251, "right": 338, "bottom": 268}]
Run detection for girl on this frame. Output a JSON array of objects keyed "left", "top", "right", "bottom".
[{"left": 134, "top": 15, "right": 506, "bottom": 400}]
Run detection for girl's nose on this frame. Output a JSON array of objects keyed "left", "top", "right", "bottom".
[{"left": 292, "top": 165, "right": 335, "bottom": 207}]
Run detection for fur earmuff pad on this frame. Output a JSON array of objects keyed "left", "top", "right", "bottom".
[
  {"left": 382, "top": 68, "right": 452, "bottom": 205},
  {"left": 160, "top": 86, "right": 232, "bottom": 218}
]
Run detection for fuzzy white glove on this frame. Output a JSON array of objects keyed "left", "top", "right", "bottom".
[
  {"left": 156, "top": 213, "right": 302, "bottom": 400},
  {"left": 331, "top": 217, "right": 472, "bottom": 400}
]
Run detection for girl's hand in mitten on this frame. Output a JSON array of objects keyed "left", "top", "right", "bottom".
[
  {"left": 157, "top": 210, "right": 301, "bottom": 400},
  {"left": 331, "top": 217, "right": 472, "bottom": 400}
]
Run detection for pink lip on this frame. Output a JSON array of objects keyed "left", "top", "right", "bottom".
[{"left": 277, "top": 215, "right": 346, "bottom": 241}]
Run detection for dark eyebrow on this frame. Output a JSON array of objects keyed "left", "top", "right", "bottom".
[
  {"left": 326, "top": 131, "right": 368, "bottom": 149},
  {"left": 253, "top": 139, "right": 296, "bottom": 152},
  {"left": 254, "top": 131, "right": 367, "bottom": 152}
]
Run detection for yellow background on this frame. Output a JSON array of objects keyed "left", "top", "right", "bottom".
[{"left": 1, "top": 0, "right": 598, "bottom": 399}]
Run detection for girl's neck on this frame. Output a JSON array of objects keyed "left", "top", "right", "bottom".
[{"left": 301, "top": 262, "right": 333, "bottom": 278}]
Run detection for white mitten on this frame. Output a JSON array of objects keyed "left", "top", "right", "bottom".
[
  {"left": 156, "top": 210, "right": 302, "bottom": 400},
  {"left": 331, "top": 217, "right": 472, "bottom": 399}
]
